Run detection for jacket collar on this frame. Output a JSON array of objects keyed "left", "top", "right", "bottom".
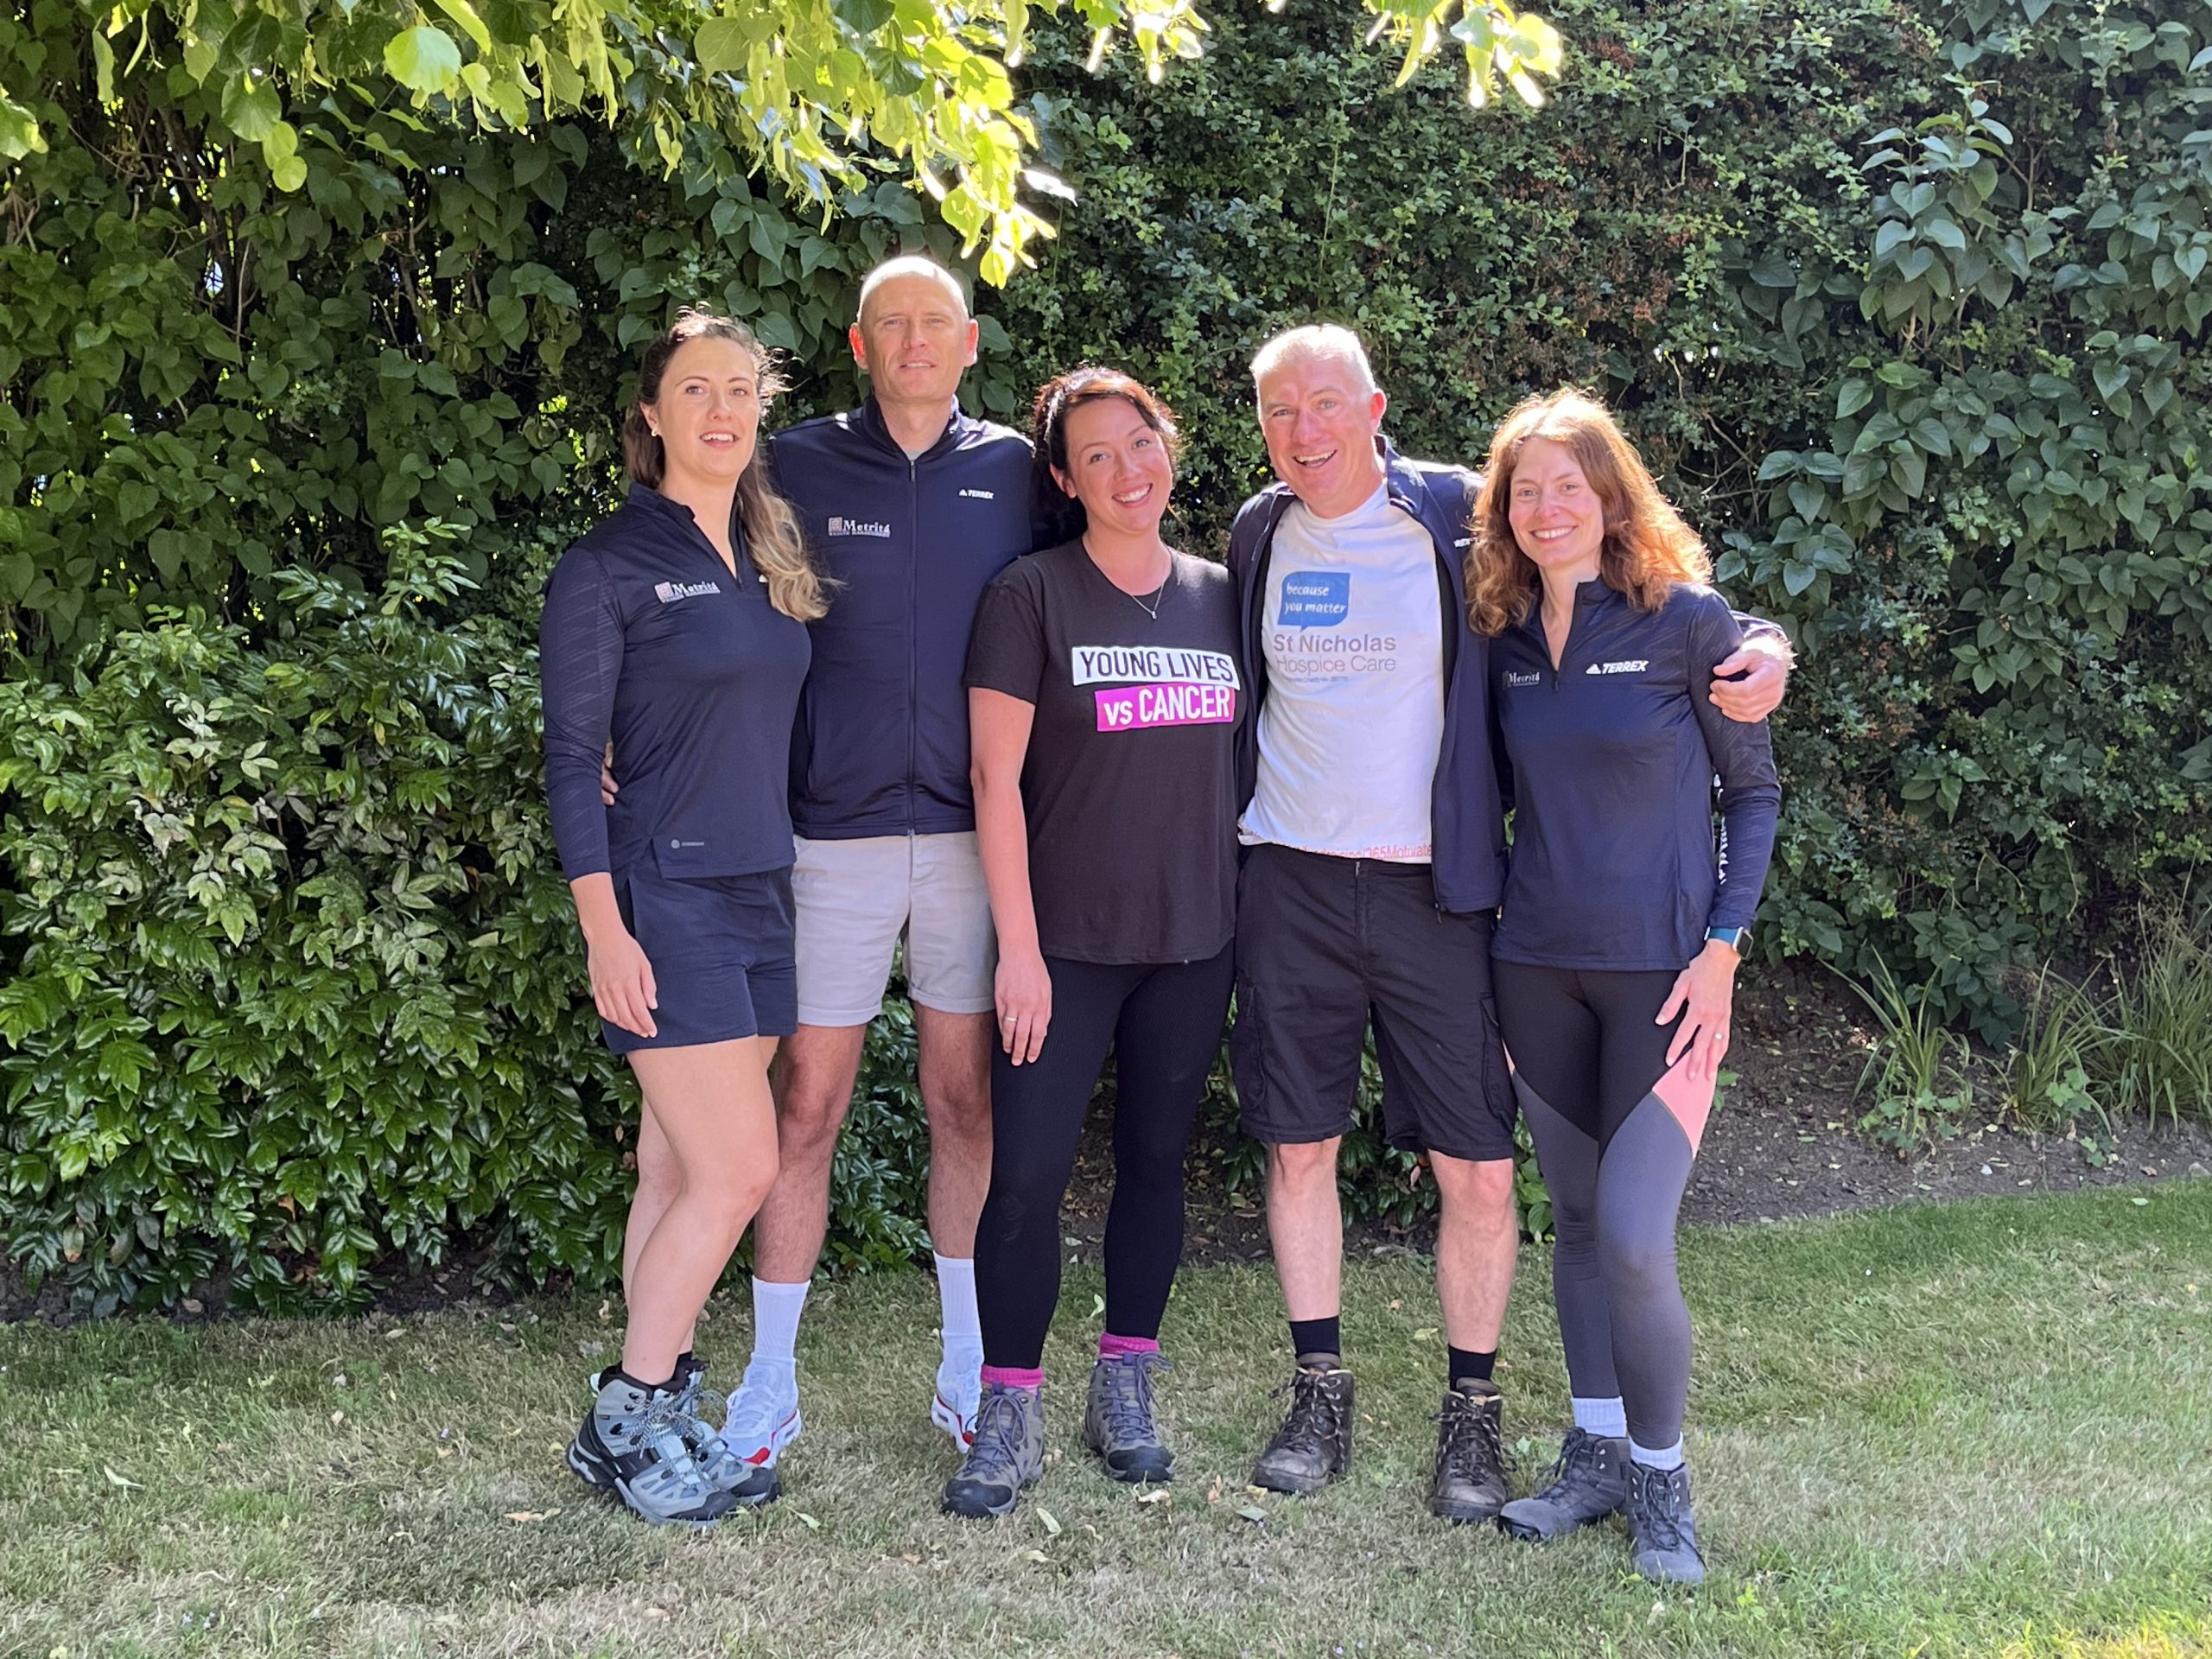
[{"left": 855, "top": 394, "right": 972, "bottom": 463}]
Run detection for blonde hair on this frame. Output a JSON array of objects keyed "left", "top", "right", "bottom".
[
  {"left": 624, "top": 308, "right": 828, "bottom": 623},
  {"left": 1466, "top": 389, "right": 1711, "bottom": 636}
]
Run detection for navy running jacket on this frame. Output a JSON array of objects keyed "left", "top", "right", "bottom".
[
  {"left": 1490, "top": 579, "right": 1782, "bottom": 972},
  {"left": 768, "top": 397, "right": 1044, "bottom": 840},
  {"left": 541, "top": 486, "right": 812, "bottom": 881},
  {"left": 1228, "top": 445, "right": 1508, "bottom": 915}
]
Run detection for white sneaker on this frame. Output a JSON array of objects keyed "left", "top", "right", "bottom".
[
  {"left": 721, "top": 1359, "right": 803, "bottom": 1471},
  {"left": 931, "top": 1349, "right": 983, "bottom": 1447}
]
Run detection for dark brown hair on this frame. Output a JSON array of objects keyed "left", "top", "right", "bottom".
[
  {"left": 621, "top": 308, "right": 825, "bottom": 621},
  {"left": 1028, "top": 366, "right": 1182, "bottom": 543},
  {"left": 1466, "top": 388, "right": 1711, "bottom": 635}
]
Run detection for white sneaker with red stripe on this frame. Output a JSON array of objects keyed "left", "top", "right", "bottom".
[
  {"left": 931, "top": 1349, "right": 983, "bottom": 1447},
  {"left": 721, "top": 1359, "right": 802, "bottom": 1474}
]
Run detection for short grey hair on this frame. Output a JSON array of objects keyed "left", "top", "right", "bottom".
[
  {"left": 856, "top": 255, "right": 969, "bottom": 324},
  {"left": 1249, "top": 324, "right": 1380, "bottom": 398}
]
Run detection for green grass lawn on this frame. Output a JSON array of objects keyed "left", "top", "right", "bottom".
[{"left": 5, "top": 1186, "right": 2209, "bottom": 1658}]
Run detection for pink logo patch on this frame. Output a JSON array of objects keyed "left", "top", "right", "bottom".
[{"left": 1095, "top": 683, "right": 1238, "bottom": 732}]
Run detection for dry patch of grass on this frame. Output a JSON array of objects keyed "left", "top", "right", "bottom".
[{"left": 3, "top": 1186, "right": 2209, "bottom": 1658}]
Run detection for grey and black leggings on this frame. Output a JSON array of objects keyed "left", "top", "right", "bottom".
[
  {"left": 975, "top": 945, "right": 1236, "bottom": 1371},
  {"left": 1492, "top": 961, "right": 1711, "bottom": 1450}
]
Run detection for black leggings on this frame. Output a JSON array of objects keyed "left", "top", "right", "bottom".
[
  {"left": 975, "top": 946, "right": 1236, "bottom": 1371},
  {"left": 1492, "top": 961, "right": 1709, "bottom": 1450}
]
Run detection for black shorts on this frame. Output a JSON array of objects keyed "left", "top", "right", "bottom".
[
  {"left": 1230, "top": 843, "right": 1517, "bottom": 1162},
  {"left": 603, "top": 865, "right": 798, "bottom": 1055}
]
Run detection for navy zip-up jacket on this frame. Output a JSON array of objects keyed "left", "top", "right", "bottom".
[
  {"left": 540, "top": 486, "right": 811, "bottom": 881},
  {"left": 769, "top": 397, "right": 1043, "bottom": 840},
  {"left": 1490, "top": 579, "right": 1781, "bottom": 972},
  {"left": 1228, "top": 445, "right": 1507, "bottom": 914}
]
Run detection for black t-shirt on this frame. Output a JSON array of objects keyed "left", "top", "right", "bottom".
[{"left": 963, "top": 540, "right": 1244, "bottom": 965}]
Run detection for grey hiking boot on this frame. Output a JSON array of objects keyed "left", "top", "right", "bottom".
[
  {"left": 1624, "top": 1459, "right": 1706, "bottom": 1585},
  {"left": 1498, "top": 1427, "right": 1630, "bottom": 1541},
  {"left": 671, "top": 1355, "right": 779, "bottom": 1507},
  {"left": 1249, "top": 1354, "right": 1354, "bottom": 1496},
  {"left": 566, "top": 1369, "right": 737, "bottom": 1526},
  {"left": 1427, "top": 1377, "right": 1513, "bottom": 1523},
  {"left": 941, "top": 1382, "right": 1046, "bottom": 1519},
  {"left": 1082, "top": 1351, "right": 1173, "bottom": 1484}
]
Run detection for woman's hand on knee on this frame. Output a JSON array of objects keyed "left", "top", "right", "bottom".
[
  {"left": 995, "top": 948, "right": 1052, "bottom": 1066},
  {"left": 590, "top": 928, "right": 659, "bottom": 1039},
  {"left": 1657, "top": 941, "right": 1738, "bottom": 1084}
]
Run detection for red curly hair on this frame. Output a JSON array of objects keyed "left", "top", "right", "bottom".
[{"left": 1465, "top": 389, "right": 1711, "bottom": 636}]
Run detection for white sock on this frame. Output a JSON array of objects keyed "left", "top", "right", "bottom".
[
  {"left": 748, "top": 1277, "right": 810, "bottom": 1371},
  {"left": 1572, "top": 1396, "right": 1628, "bottom": 1439},
  {"left": 1630, "top": 1435, "right": 1685, "bottom": 1471},
  {"left": 935, "top": 1254, "right": 982, "bottom": 1359}
]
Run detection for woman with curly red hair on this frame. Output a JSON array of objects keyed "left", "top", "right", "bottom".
[{"left": 1468, "top": 390, "right": 1781, "bottom": 1583}]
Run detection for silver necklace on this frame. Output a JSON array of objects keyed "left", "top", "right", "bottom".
[
  {"left": 1128, "top": 580, "right": 1166, "bottom": 621},
  {"left": 1083, "top": 534, "right": 1172, "bottom": 620}
]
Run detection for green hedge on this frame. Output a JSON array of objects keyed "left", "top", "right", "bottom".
[{"left": 2, "top": 0, "right": 2207, "bottom": 1306}]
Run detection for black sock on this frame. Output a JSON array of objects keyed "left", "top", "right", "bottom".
[
  {"left": 1290, "top": 1316, "right": 1342, "bottom": 1363},
  {"left": 1448, "top": 1346, "right": 1496, "bottom": 1388},
  {"left": 614, "top": 1366, "right": 676, "bottom": 1394}
]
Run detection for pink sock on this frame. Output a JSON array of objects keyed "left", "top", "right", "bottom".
[
  {"left": 980, "top": 1363, "right": 1044, "bottom": 1391},
  {"left": 1098, "top": 1333, "right": 1160, "bottom": 1361}
]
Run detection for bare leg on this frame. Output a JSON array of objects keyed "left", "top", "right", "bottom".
[
  {"left": 914, "top": 1004, "right": 995, "bottom": 1257},
  {"left": 1428, "top": 1154, "right": 1519, "bottom": 1353},
  {"left": 1264, "top": 1137, "right": 1344, "bottom": 1325},
  {"left": 749, "top": 1022, "right": 868, "bottom": 1283},
  {"left": 623, "top": 1100, "right": 696, "bottom": 1354},
  {"left": 621, "top": 1036, "right": 780, "bottom": 1383}
]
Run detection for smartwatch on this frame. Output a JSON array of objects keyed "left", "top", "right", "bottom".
[{"left": 1705, "top": 925, "right": 1749, "bottom": 953}]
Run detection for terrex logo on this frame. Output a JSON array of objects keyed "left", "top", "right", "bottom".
[
  {"left": 826, "top": 516, "right": 893, "bottom": 538},
  {"left": 958, "top": 487, "right": 996, "bottom": 500},
  {"left": 1586, "top": 659, "right": 1649, "bottom": 676},
  {"left": 654, "top": 580, "right": 720, "bottom": 603}
]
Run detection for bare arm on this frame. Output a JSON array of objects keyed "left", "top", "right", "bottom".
[
  {"left": 969, "top": 687, "right": 1051, "bottom": 1065},
  {"left": 569, "top": 872, "right": 658, "bottom": 1039}
]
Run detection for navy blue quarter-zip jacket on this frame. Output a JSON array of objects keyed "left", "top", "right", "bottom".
[
  {"left": 540, "top": 485, "right": 812, "bottom": 881},
  {"left": 1227, "top": 444, "right": 1507, "bottom": 914},
  {"left": 768, "top": 397, "right": 1044, "bottom": 839},
  {"left": 1490, "top": 579, "right": 1781, "bottom": 972}
]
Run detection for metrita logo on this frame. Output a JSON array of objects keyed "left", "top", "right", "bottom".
[
  {"left": 654, "top": 580, "right": 720, "bottom": 603},
  {"left": 827, "top": 516, "right": 893, "bottom": 538},
  {"left": 1586, "top": 659, "right": 1649, "bottom": 676},
  {"left": 1503, "top": 671, "right": 1541, "bottom": 688}
]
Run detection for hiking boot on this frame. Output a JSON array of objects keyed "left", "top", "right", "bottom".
[
  {"left": 1081, "top": 1351, "right": 1173, "bottom": 1484},
  {"left": 1249, "top": 1354, "right": 1354, "bottom": 1496},
  {"left": 942, "top": 1382, "right": 1047, "bottom": 1519},
  {"left": 720, "top": 1357, "right": 803, "bottom": 1494},
  {"left": 1498, "top": 1428, "right": 1630, "bottom": 1541},
  {"left": 931, "top": 1349, "right": 982, "bottom": 1449},
  {"left": 671, "top": 1355, "right": 778, "bottom": 1506},
  {"left": 1624, "top": 1459, "right": 1706, "bottom": 1585},
  {"left": 1427, "top": 1377, "right": 1512, "bottom": 1524},
  {"left": 566, "top": 1369, "right": 736, "bottom": 1526}
]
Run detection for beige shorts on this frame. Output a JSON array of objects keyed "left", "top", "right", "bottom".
[{"left": 791, "top": 831, "right": 998, "bottom": 1027}]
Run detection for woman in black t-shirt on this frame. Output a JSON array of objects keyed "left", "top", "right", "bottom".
[{"left": 942, "top": 369, "right": 1244, "bottom": 1519}]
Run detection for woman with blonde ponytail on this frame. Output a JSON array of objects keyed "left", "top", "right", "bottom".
[{"left": 541, "top": 307, "right": 824, "bottom": 1527}]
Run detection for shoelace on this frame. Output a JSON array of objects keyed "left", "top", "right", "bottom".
[
  {"left": 1537, "top": 1427, "right": 1600, "bottom": 1495},
  {"left": 1266, "top": 1368, "right": 1344, "bottom": 1455},
  {"left": 962, "top": 1389, "right": 1033, "bottom": 1479},
  {"left": 1097, "top": 1353, "right": 1168, "bottom": 1446},
  {"left": 1432, "top": 1392, "right": 1513, "bottom": 1481},
  {"left": 632, "top": 1390, "right": 713, "bottom": 1494},
  {"left": 1631, "top": 1464, "right": 1691, "bottom": 1549},
  {"left": 723, "top": 1367, "right": 795, "bottom": 1439}
]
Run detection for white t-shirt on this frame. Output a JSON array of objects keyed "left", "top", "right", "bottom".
[{"left": 1238, "top": 484, "right": 1445, "bottom": 861}]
